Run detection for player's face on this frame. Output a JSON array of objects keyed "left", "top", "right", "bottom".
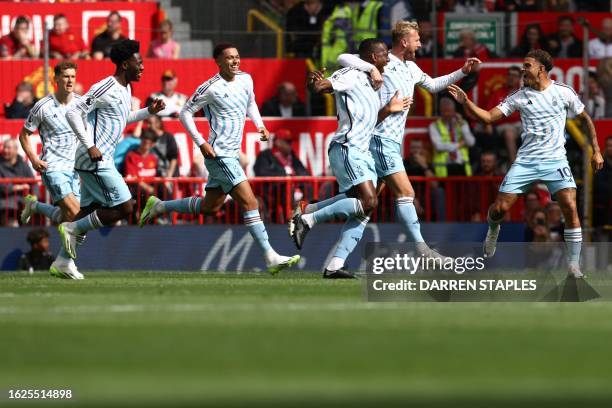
[
  {"left": 401, "top": 30, "right": 421, "bottom": 58},
  {"left": 372, "top": 43, "right": 389, "bottom": 72},
  {"left": 521, "top": 57, "right": 543, "bottom": 88},
  {"left": 217, "top": 48, "right": 240, "bottom": 76},
  {"left": 55, "top": 68, "right": 76, "bottom": 94},
  {"left": 125, "top": 53, "right": 144, "bottom": 82}
]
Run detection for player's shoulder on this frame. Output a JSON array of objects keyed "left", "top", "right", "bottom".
[
  {"left": 30, "top": 95, "right": 54, "bottom": 116},
  {"left": 89, "top": 76, "right": 116, "bottom": 97},
  {"left": 504, "top": 86, "right": 525, "bottom": 100},
  {"left": 194, "top": 73, "right": 222, "bottom": 95},
  {"left": 331, "top": 67, "right": 361, "bottom": 80},
  {"left": 552, "top": 81, "right": 578, "bottom": 97}
]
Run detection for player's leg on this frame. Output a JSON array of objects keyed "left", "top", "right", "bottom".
[
  {"left": 321, "top": 180, "right": 377, "bottom": 279},
  {"left": 59, "top": 168, "right": 133, "bottom": 259},
  {"left": 555, "top": 188, "right": 583, "bottom": 278},
  {"left": 483, "top": 192, "right": 519, "bottom": 257},
  {"left": 230, "top": 179, "right": 300, "bottom": 273},
  {"left": 292, "top": 144, "right": 375, "bottom": 249},
  {"left": 21, "top": 172, "right": 79, "bottom": 224}
]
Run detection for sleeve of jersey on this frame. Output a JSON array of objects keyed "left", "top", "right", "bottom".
[
  {"left": 127, "top": 108, "right": 150, "bottom": 124},
  {"left": 417, "top": 65, "right": 466, "bottom": 93},
  {"left": 567, "top": 88, "right": 585, "bottom": 116},
  {"left": 497, "top": 92, "right": 519, "bottom": 117},
  {"left": 66, "top": 88, "right": 107, "bottom": 149},
  {"left": 246, "top": 78, "right": 264, "bottom": 129},
  {"left": 337, "top": 53, "right": 374, "bottom": 73},
  {"left": 329, "top": 70, "right": 355, "bottom": 92},
  {"left": 179, "top": 88, "right": 210, "bottom": 147},
  {"left": 23, "top": 106, "right": 41, "bottom": 132}
]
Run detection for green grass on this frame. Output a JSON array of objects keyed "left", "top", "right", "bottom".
[{"left": 1, "top": 271, "right": 612, "bottom": 407}]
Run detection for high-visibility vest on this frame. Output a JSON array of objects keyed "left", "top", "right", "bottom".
[
  {"left": 321, "top": 4, "right": 353, "bottom": 70},
  {"left": 352, "top": 1, "right": 383, "bottom": 45},
  {"left": 432, "top": 119, "right": 472, "bottom": 177}
]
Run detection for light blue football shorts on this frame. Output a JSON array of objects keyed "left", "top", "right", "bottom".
[
  {"left": 204, "top": 157, "right": 248, "bottom": 194},
  {"left": 328, "top": 142, "right": 377, "bottom": 194},
  {"left": 499, "top": 159, "right": 576, "bottom": 195},
  {"left": 370, "top": 135, "right": 405, "bottom": 178},
  {"left": 41, "top": 170, "right": 80, "bottom": 204},
  {"left": 77, "top": 166, "right": 132, "bottom": 208}
]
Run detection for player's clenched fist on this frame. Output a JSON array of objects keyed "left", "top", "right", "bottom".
[{"left": 148, "top": 98, "right": 166, "bottom": 114}]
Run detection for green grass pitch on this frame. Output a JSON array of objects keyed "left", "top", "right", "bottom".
[{"left": 1, "top": 271, "right": 612, "bottom": 407}]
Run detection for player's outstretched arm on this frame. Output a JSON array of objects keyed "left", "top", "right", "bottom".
[
  {"left": 447, "top": 84, "right": 503, "bottom": 124},
  {"left": 417, "top": 59, "right": 480, "bottom": 94},
  {"left": 337, "top": 54, "right": 383, "bottom": 90},
  {"left": 576, "top": 110, "right": 604, "bottom": 171}
]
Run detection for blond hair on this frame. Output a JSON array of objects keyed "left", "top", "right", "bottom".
[{"left": 391, "top": 21, "right": 419, "bottom": 44}]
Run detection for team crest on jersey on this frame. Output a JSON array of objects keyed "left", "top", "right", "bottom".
[
  {"left": 552, "top": 97, "right": 558, "bottom": 106},
  {"left": 86, "top": 97, "right": 93, "bottom": 106}
]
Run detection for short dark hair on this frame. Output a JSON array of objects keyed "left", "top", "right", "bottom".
[
  {"left": 526, "top": 49, "right": 553, "bottom": 72},
  {"left": 110, "top": 39, "right": 140, "bottom": 65},
  {"left": 508, "top": 66, "right": 521, "bottom": 75},
  {"left": 53, "top": 14, "right": 67, "bottom": 22},
  {"left": 481, "top": 150, "right": 497, "bottom": 158},
  {"left": 213, "top": 43, "right": 237, "bottom": 59},
  {"left": 358, "top": 38, "right": 386, "bottom": 59},
  {"left": 27, "top": 228, "right": 49, "bottom": 245},
  {"left": 107, "top": 11, "right": 122, "bottom": 22},
  {"left": 558, "top": 15, "right": 574, "bottom": 24},
  {"left": 54, "top": 60, "right": 77, "bottom": 77},
  {"left": 14, "top": 16, "right": 29, "bottom": 28},
  {"left": 140, "top": 129, "right": 158, "bottom": 142}
]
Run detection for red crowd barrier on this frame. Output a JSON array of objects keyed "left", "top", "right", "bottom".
[{"left": 0, "top": 176, "right": 523, "bottom": 227}]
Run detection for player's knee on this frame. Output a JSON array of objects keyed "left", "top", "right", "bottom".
[
  {"left": 119, "top": 200, "right": 134, "bottom": 217},
  {"left": 63, "top": 208, "right": 79, "bottom": 222},
  {"left": 360, "top": 195, "right": 378, "bottom": 214}
]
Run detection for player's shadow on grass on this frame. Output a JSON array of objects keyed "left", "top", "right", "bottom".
[{"left": 541, "top": 277, "right": 600, "bottom": 302}]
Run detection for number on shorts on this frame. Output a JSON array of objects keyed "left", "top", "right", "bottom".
[{"left": 556, "top": 167, "right": 571, "bottom": 178}]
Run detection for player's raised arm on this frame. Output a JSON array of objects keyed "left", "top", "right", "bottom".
[
  {"left": 576, "top": 110, "right": 604, "bottom": 171},
  {"left": 447, "top": 84, "right": 504, "bottom": 124},
  {"left": 308, "top": 68, "right": 334, "bottom": 94},
  {"left": 417, "top": 58, "right": 480, "bottom": 93},
  {"left": 337, "top": 53, "right": 383, "bottom": 89}
]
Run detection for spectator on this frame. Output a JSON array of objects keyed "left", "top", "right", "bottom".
[
  {"left": 0, "top": 16, "right": 36, "bottom": 60},
  {"left": 18, "top": 228, "right": 54, "bottom": 271},
  {"left": 146, "top": 70, "right": 188, "bottom": 118},
  {"left": 254, "top": 129, "right": 310, "bottom": 221},
  {"left": 91, "top": 11, "right": 127, "bottom": 60},
  {"left": 254, "top": 129, "right": 309, "bottom": 177},
  {"left": 545, "top": 201, "right": 564, "bottom": 241},
  {"left": 147, "top": 19, "right": 180, "bottom": 60},
  {"left": 285, "top": 0, "right": 332, "bottom": 59},
  {"left": 484, "top": 66, "right": 522, "bottom": 164},
  {"left": 261, "top": 82, "right": 306, "bottom": 117},
  {"left": 597, "top": 57, "right": 612, "bottom": 118},
  {"left": 125, "top": 130, "right": 159, "bottom": 199},
  {"left": 593, "top": 137, "right": 611, "bottom": 236},
  {"left": 451, "top": 30, "right": 492, "bottom": 59},
  {"left": 0, "top": 139, "right": 34, "bottom": 227},
  {"left": 321, "top": 2, "right": 353, "bottom": 70},
  {"left": 546, "top": 16, "right": 583, "bottom": 58},
  {"left": 415, "top": 19, "right": 442, "bottom": 58},
  {"left": 583, "top": 72, "right": 606, "bottom": 119},
  {"left": 588, "top": 18, "right": 612, "bottom": 60},
  {"left": 47, "top": 14, "right": 88, "bottom": 60},
  {"left": 474, "top": 151, "right": 503, "bottom": 176},
  {"left": 5, "top": 82, "right": 37, "bottom": 119},
  {"left": 525, "top": 207, "right": 549, "bottom": 242},
  {"left": 510, "top": 24, "right": 548, "bottom": 58},
  {"left": 495, "top": 0, "right": 539, "bottom": 11},
  {"left": 451, "top": 0, "right": 487, "bottom": 12},
  {"left": 145, "top": 115, "right": 179, "bottom": 196},
  {"left": 429, "top": 97, "right": 475, "bottom": 177}
]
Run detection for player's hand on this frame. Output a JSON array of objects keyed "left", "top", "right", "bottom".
[
  {"left": 199, "top": 142, "right": 216, "bottom": 159},
  {"left": 447, "top": 84, "right": 468, "bottom": 105},
  {"left": 308, "top": 68, "right": 326, "bottom": 83},
  {"left": 148, "top": 98, "right": 166, "bottom": 114},
  {"left": 461, "top": 58, "right": 482, "bottom": 74},
  {"left": 258, "top": 127, "right": 270, "bottom": 141},
  {"left": 591, "top": 151, "right": 604, "bottom": 172},
  {"left": 369, "top": 67, "right": 383, "bottom": 90},
  {"left": 31, "top": 158, "right": 47, "bottom": 172},
  {"left": 88, "top": 146, "right": 103, "bottom": 162},
  {"left": 388, "top": 91, "right": 412, "bottom": 113}
]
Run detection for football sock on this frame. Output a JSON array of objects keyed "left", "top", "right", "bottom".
[
  {"left": 304, "top": 193, "right": 347, "bottom": 214},
  {"left": 396, "top": 197, "right": 425, "bottom": 243},
  {"left": 73, "top": 211, "right": 103, "bottom": 234},
  {"left": 328, "top": 214, "right": 370, "bottom": 270},
  {"left": 564, "top": 228, "right": 582, "bottom": 268},
  {"left": 303, "top": 197, "right": 363, "bottom": 227},
  {"left": 244, "top": 210, "right": 273, "bottom": 254},
  {"left": 163, "top": 197, "right": 201, "bottom": 215},
  {"left": 35, "top": 202, "right": 63, "bottom": 224}
]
